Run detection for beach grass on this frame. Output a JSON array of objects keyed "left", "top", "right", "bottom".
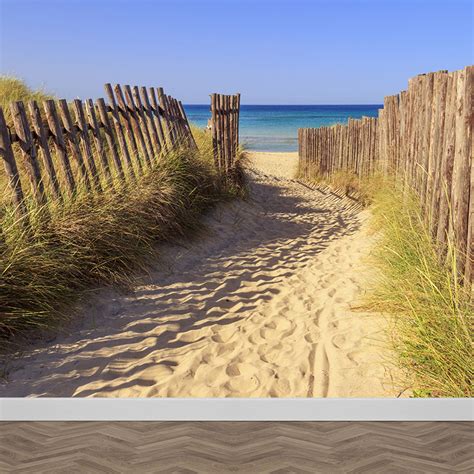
[
  {"left": 0, "top": 76, "right": 53, "bottom": 122},
  {"left": 304, "top": 169, "right": 473, "bottom": 397},
  {"left": 0, "top": 78, "right": 243, "bottom": 344},
  {"left": 367, "top": 183, "right": 473, "bottom": 397}
]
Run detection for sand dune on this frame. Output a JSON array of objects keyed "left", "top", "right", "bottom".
[{"left": 0, "top": 152, "right": 401, "bottom": 397}]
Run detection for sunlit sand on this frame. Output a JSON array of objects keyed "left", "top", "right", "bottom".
[{"left": 0, "top": 152, "right": 400, "bottom": 398}]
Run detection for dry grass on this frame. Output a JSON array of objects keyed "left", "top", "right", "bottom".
[
  {"left": 367, "top": 183, "right": 473, "bottom": 397},
  {"left": 0, "top": 78, "right": 244, "bottom": 344},
  {"left": 299, "top": 166, "right": 472, "bottom": 397},
  {"left": 0, "top": 76, "right": 52, "bottom": 124},
  {"left": 0, "top": 145, "right": 238, "bottom": 343}
]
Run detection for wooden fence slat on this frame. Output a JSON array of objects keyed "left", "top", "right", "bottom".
[
  {"left": 96, "top": 97, "right": 125, "bottom": 180},
  {"left": 214, "top": 94, "right": 222, "bottom": 170},
  {"left": 219, "top": 95, "right": 227, "bottom": 171},
  {"left": 451, "top": 67, "right": 471, "bottom": 277},
  {"left": 175, "top": 98, "right": 188, "bottom": 143},
  {"left": 105, "top": 83, "right": 138, "bottom": 177},
  {"left": 420, "top": 74, "right": 434, "bottom": 211},
  {"left": 43, "top": 99, "right": 76, "bottom": 196},
  {"left": 226, "top": 96, "right": 233, "bottom": 170},
  {"left": 0, "top": 107, "right": 28, "bottom": 218},
  {"left": 235, "top": 92, "right": 240, "bottom": 157},
  {"left": 132, "top": 86, "right": 156, "bottom": 162},
  {"left": 10, "top": 101, "right": 47, "bottom": 205},
  {"left": 229, "top": 95, "right": 236, "bottom": 166},
  {"left": 72, "top": 99, "right": 102, "bottom": 192},
  {"left": 169, "top": 96, "right": 181, "bottom": 143},
  {"left": 428, "top": 72, "right": 448, "bottom": 237},
  {"left": 28, "top": 101, "right": 62, "bottom": 200},
  {"left": 85, "top": 98, "right": 112, "bottom": 183},
  {"left": 166, "top": 95, "right": 181, "bottom": 144},
  {"left": 210, "top": 94, "right": 219, "bottom": 170},
  {"left": 218, "top": 95, "right": 225, "bottom": 171},
  {"left": 172, "top": 97, "right": 185, "bottom": 142},
  {"left": 220, "top": 94, "right": 226, "bottom": 170},
  {"left": 178, "top": 100, "right": 197, "bottom": 149},
  {"left": 157, "top": 87, "right": 174, "bottom": 145},
  {"left": 229, "top": 95, "right": 234, "bottom": 168},
  {"left": 436, "top": 73, "right": 457, "bottom": 249},
  {"left": 139, "top": 86, "right": 162, "bottom": 157},
  {"left": 224, "top": 96, "right": 231, "bottom": 170},
  {"left": 168, "top": 97, "right": 182, "bottom": 142},
  {"left": 149, "top": 87, "right": 168, "bottom": 152},
  {"left": 464, "top": 65, "right": 474, "bottom": 286},
  {"left": 58, "top": 99, "right": 92, "bottom": 192},
  {"left": 123, "top": 84, "right": 152, "bottom": 167}
]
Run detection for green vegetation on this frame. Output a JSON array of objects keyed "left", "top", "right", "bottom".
[
  {"left": 367, "top": 183, "right": 472, "bottom": 397},
  {"left": 304, "top": 169, "right": 473, "bottom": 397},
  {"left": 0, "top": 78, "right": 243, "bottom": 343}
]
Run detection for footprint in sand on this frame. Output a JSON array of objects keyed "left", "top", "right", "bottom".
[
  {"left": 304, "top": 330, "right": 320, "bottom": 344},
  {"left": 332, "top": 333, "right": 360, "bottom": 352},
  {"left": 216, "top": 340, "right": 239, "bottom": 356},
  {"left": 258, "top": 343, "right": 294, "bottom": 366},
  {"left": 211, "top": 326, "right": 238, "bottom": 344},
  {"left": 224, "top": 362, "right": 264, "bottom": 394}
]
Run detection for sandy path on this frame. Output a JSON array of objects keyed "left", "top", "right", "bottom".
[{"left": 0, "top": 152, "right": 399, "bottom": 397}]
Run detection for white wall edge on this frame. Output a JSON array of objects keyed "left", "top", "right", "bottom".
[{"left": 1, "top": 398, "right": 473, "bottom": 421}]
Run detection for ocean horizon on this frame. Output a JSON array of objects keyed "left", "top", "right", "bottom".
[{"left": 184, "top": 104, "right": 382, "bottom": 152}]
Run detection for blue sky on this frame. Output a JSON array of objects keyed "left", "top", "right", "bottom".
[{"left": 0, "top": 0, "right": 472, "bottom": 104}]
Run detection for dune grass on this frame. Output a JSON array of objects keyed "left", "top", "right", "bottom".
[
  {"left": 0, "top": 143, "right": 240, "bottom": 343},
  {"left": 303, "top": 168, "right": 473, "bottom": 397},
  {"left": 0, "top": 76, "right": 52, "bottom": 125},
  {"left": 367, "top": 183, "right": 473, "bottom": 397},
  {"left": 0, "top": 78, "right": 244, "bottom": 344}
]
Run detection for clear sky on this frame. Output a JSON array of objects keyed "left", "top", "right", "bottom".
[{"left": 0, "top": 0, "right": 472, "bottom": 104}]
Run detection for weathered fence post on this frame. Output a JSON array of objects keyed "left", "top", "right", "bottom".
[
  {"left": 43, "top": 99, "right": 76, "bottom": 196},
  {"left": 10, "top": 101, "right": 47, "bottom": 206},
  {"left": 209, "top": 93, "right": 241, "bottom": 178},
  {"left": 28, "top": 101, "right": 62, "bottom": 200},
  {"left": 0, "top": 107, "right": 28, "bottom": 219},
  {"left": 104, "top": 83, "right": 138, "bottom": 177}
]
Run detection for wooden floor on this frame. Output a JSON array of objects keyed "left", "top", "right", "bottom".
[{"left": 0, "top": 422, "right": 472, "bottom": 473}]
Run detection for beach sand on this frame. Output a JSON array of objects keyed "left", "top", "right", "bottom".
[{"left": 0, "top": 152, "right": 401, "bottom": 398}]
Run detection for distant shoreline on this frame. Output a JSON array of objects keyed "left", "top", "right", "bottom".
[{"left": 186, "top": 104, "right": 381, "bottom": 153}]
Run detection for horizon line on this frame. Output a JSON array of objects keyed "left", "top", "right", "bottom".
[{"left": 183, "top": 103, "right": 384, "bottom": 106}]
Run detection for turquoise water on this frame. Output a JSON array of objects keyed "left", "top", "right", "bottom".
[{"left": 184, "top": 104, "right": 381, "bottom": 152}]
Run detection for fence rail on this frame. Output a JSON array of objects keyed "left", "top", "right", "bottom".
[
  {"left": 0, "top": 83, "right": 196, "bottom": 222},
  {"left": 210, "top": 93, "right": 240, "bottom": 175},
  {"left": 299, "top": 66, "right": 473, "bottom": 285}
]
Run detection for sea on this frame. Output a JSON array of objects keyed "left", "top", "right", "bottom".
[{"left": 184, "top": 104, "right": 382, "bottom": 153}]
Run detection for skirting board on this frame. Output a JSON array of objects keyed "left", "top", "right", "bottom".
[{"left": 1, "top": 398, "right": 473, "bottom": 421}]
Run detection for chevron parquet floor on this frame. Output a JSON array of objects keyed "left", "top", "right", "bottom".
[{"left": 0, "top": 421, "right": 473, "bottom": 473}]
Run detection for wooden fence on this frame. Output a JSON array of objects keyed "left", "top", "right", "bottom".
[
  {"left": 298, "top": 117, "right": 379, "bottom": 180},
  {"left": 210, "top": 93, "right": 241, "bottom": 174},
  {"left": 299, "top": 66, "right": 473, "bottom": 285},
  {"left": 0, "top": 83, "right": 196, "bottom": 221}
]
